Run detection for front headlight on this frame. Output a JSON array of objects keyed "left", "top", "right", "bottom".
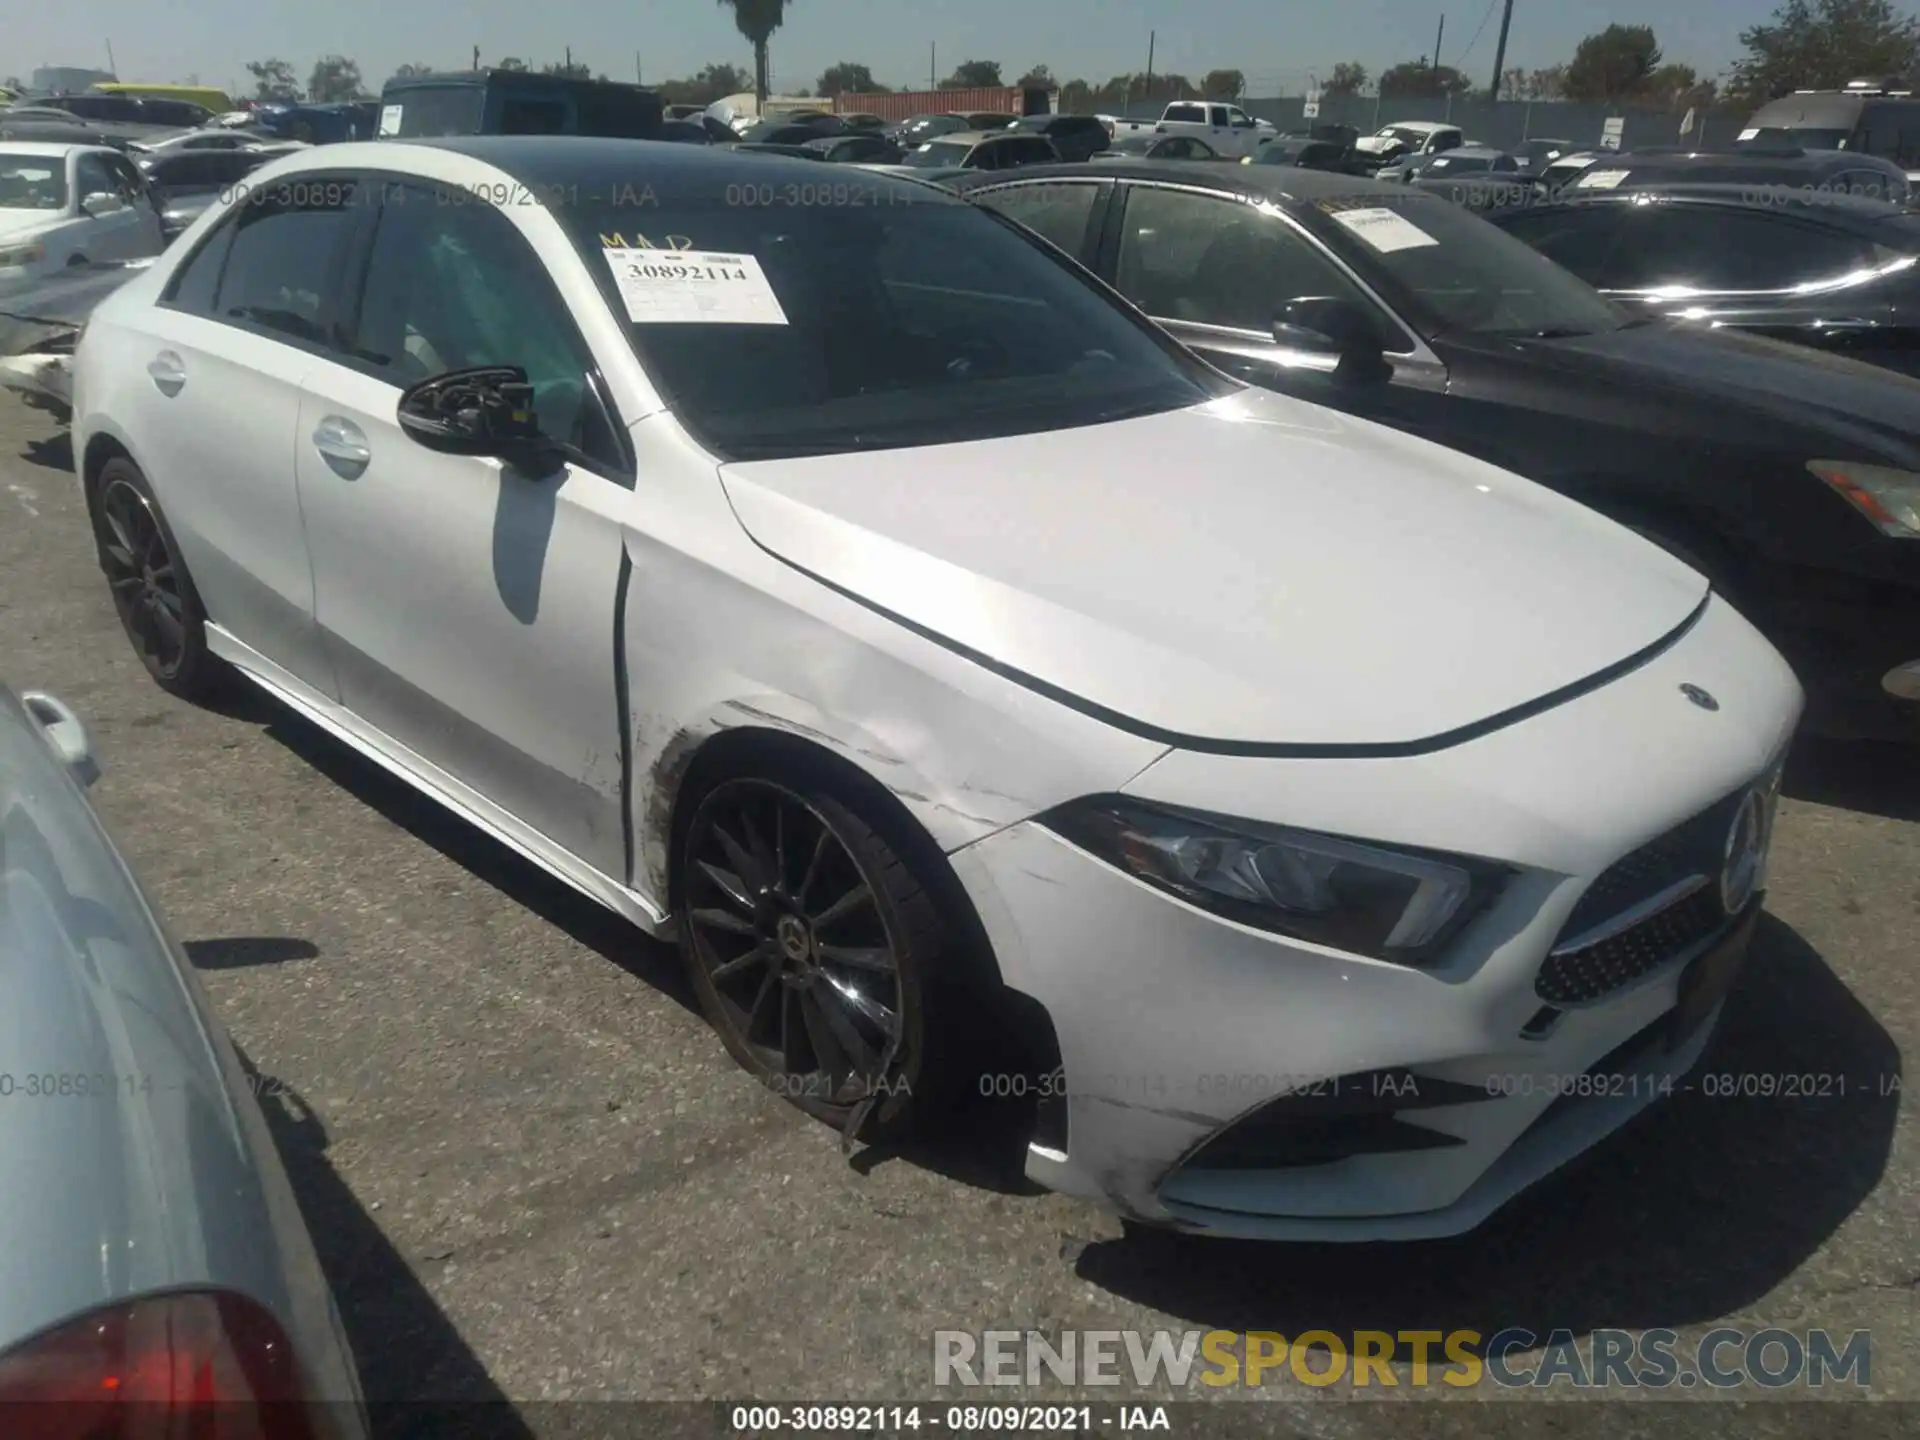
[
  {"left": 1809, "top": 460, "right": 1920, "bottom": 538},
  {"left": 1041, "top": 798, "right": 1508, "bottom": 967},
  {"left": 0, "top": 240, "right": 46, "bottom": 268}
]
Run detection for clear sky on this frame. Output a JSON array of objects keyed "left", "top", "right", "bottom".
[{"left": 13, "top": 0, "right": 1788, "bottom": 98}]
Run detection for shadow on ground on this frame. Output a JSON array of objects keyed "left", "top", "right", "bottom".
[
  {"left": 1786, "top": 736, "right": 1920, "bottom": 824},
  {"left": 254, "top": 705, "right": 695, "bottom": 1017},
  {"left": 237, "top": 1045, "right": 535, "bottom": 1438},
  {"left": 187, "top": 935, "right": 321, "bottom": 969},
  {"left": 1075, "top": 914, "right": 1900, "bottom": 1352},
  {"left": 19, "top": 428, "right": 72, "bottom": 474}
]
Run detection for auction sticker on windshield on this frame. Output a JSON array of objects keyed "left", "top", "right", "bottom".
[
  {"left": 1327, "top": 207, "right": 1439, "bottom": 254},
  {"left": 1577, "top": 169, "right": 1631, "bottom": 189},
  {"left": 379, "top": 105, "right": 403, "bottom": 136},
  {"left": 601, "top": 247, "right": 789, "bottom": 325}
]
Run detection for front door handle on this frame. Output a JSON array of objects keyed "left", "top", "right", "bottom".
[
  {"left": 311, "top": 415, "right": 371, "bottom": 472},
  {"left": 146, "top": 350, "right": 186, "bottom": 396}
]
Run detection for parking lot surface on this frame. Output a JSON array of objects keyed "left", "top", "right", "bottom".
[{"left": 2, "top": 393, "right": 1916, "bottom": 1436}]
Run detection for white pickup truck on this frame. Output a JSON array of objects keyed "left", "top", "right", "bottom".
[
  {"left": 1100, "top": 101, "right": 1277, "bottom": 159},
  {"left": 1352, "top": 120, "right": 1466, "bottom": 167}
]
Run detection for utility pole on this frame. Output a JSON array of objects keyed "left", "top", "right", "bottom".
[
  {"left": 929, "top": 42, "right": 935, "bottom": 91},
  {"left": 1433, "top": 15, "right": 1445, "bottom": 70},
  {"left": 1144, "top": 30, "right": 1156, "bottom": 115},
  {"left": 104, "top": 38, "right": 117, "bottom": 75},
  {"left": 1489, "top": 0, "right": 1515, "bottom": 99}
]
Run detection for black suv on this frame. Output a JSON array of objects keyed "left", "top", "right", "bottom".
[{"left": 1008, "top": 113, "right": 1109, "bottom": 161}]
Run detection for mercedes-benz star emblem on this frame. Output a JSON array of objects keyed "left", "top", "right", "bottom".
[
  {"left": 1681, "top": 684, "right": 1720, "bottom": 711},
  {"left": 1720, "top": 788, "right": 1769, "bottom": 916}
]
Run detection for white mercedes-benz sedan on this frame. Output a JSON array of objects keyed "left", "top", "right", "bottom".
[{"left": 71, "top": 138, "right": 1802, "bottom": 1240}]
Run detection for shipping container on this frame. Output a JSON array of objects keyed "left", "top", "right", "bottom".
[{"left": 831, "top": 87, "right": 1054, "bottom": 122}]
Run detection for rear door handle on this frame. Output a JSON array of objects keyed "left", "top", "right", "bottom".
[
  {"left": 311, "top": 415, "right": 371, "bottom": 472},
  {"left": 147, "top": 350, "right": 186, "bottom": 396}
]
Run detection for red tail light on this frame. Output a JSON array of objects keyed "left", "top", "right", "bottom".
[{"left": 0, "top": 1290, "right": 316, "bottom": 1439}]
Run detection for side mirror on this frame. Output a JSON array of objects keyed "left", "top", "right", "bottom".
[
  {"left": 397, "top": 366, "right": 564, "bottom": 471},
  {"left": 22, "top": 691, "right": 100, "bottom": 788},
  {"left": 80, "top": 191, "right": 125, "bottom": 217},
  {"left": 1273, "top": 297, "right": 1388, "bottom": 375}
]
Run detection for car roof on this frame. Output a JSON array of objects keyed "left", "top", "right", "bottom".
[
  {"left": 0, "top": 140, "right": 99, "bottom": 158},
  {"left": 927, "top": 130, "right": 1025, "bottom": 145},
  {"left": 952, "top": 158, "right": 1409, "bottom": 206},
  {"left": 1521, "top": 184, "right": 1910, "bottom": 228},
  {"left": 314, "top": 136, "right": 966, "bottom": 203},
  {"left": 1609, "top": 145, "right": 1905, "bottom": 175},
  {"left": 1381, "top": 120, "right": 1457, "bottom": 133}
]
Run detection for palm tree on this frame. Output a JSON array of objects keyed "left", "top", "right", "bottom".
[{"left": 718, "top": 0, "right": 791, "bottom": 104}]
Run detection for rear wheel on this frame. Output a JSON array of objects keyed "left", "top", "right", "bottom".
[
  {"left": 89, "top": 457, "right": 221, "bottom": 701},
  {"left": 677, "top": 769, "right": 964, "bottom": 1142}
]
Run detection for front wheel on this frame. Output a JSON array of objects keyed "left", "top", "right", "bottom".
[{"left": 677, "top": 771, "right": 964, "bottom": 1142}]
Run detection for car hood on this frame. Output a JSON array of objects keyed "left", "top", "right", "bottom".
[
  {"left": 1531, "top": 321, "right": 1920, "bottom": 466},
  {"left": 717, "top": 390, "right": 1709, "bottom": 748}
]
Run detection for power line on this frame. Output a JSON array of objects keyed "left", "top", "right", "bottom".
[{"left": 1451, "top": 0, "right": 1501, "bottom": 70}]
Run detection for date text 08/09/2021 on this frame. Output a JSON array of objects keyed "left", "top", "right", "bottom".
[{"left": 728, "top": 1406, "right": 1172, "bottom": 1434}]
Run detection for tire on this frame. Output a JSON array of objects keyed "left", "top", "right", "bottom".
[
  {"left": 66, "top": 253, "right": 88, "bottom": 267},
  {"left": 88, "top": 457, "right": 223, "bottom": 701},
  {"left": 675, "top": 765, "right": 969, "bottom": 1143}
]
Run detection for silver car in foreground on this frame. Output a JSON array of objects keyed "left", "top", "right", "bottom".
[{"left": 0, "top": 683, "right": 364, "bottom": 1428}]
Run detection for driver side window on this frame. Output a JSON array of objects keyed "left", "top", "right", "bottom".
[
  {"left": 74, "top": 154, "right": 115, "bottom": 204},
  {"left": 1112, "top": 186, "right": 1410, "bottom": 351},
  {"left": 345, "top": 183, "right": 624, "bottom": 473}
]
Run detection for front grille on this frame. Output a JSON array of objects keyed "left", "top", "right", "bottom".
[
  {"left": 1536, "top": 886, "right": 1727, "bottom": 1005},
  {"left": 1536, "top": 779, "right": 1762, "bottom": 1008},
  {"left": 1558, "top": 787, "right": 1746, "bottom": 941}
]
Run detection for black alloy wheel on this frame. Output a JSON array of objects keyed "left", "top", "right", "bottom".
[
  {"left": 90, "top": 458, "right": 218, "bottom": 698},
  {"left": 680, "top": 775, "right": 938, "bottom": 1136}
]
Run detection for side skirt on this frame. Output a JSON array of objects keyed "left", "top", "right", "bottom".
[{"left": 205, "top": 624, "right": 675, "bottom": 939}]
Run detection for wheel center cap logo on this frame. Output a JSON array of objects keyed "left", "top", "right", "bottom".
[
  {"left": 775, "top": 915, "right": 812, "bottom": 964},
  {"left": 1720, "top": 787, "right": 1770, "bottom": 916}
]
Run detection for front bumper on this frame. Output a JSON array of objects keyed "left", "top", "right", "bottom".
[{"left": 949, "top": 595, "right": 1802, "bottom": 1239}]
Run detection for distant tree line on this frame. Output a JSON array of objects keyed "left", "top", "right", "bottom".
[{"left": 236, "top": 0, "right": 1919, "bottom": 116}]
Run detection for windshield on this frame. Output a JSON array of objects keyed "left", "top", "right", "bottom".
[
  {"left": 905, "top": 141, "right": 970, "bottom": 167},
  {"left": 1423, "top": 154, "right": 1492, "bottom": 173},
  {"left": 0, "top": 155, "right": 67, "bottom": 210},
  {"left": 1303, "top": 191, "right": 1628, "bottom": 338},
  {"left": 560, "top": 192, "right": 1229, "bottom": 460},
  {"left": 389, "top": 86, "right": 487, "bottom": 138},
  {"left": 1740, "top": 126, "right": 1852, "bottom": 149}
]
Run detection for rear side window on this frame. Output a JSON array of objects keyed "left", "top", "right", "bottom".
[
  {"left": 501, "top": 98, "right": 568, "bottom": 134},
  {"left": 1164, "top": 104, "right": 1207, "bottom": 124},
  {"left": 577, "top": 96, "right": 657, "bottom": 138},
  {"left": 209, "top": 181, "right": 360, "bottom": 345},
  {"left": 1603, "top": 206, "right": 1878, "bottom": 291}
]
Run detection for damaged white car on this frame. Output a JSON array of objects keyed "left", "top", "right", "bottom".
[
  {"left": 71, "top": 140, "right": 1802, "bottom": 1240},
  {"left": 0, "top": 258, "right": 151, "bottom": 420}
]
